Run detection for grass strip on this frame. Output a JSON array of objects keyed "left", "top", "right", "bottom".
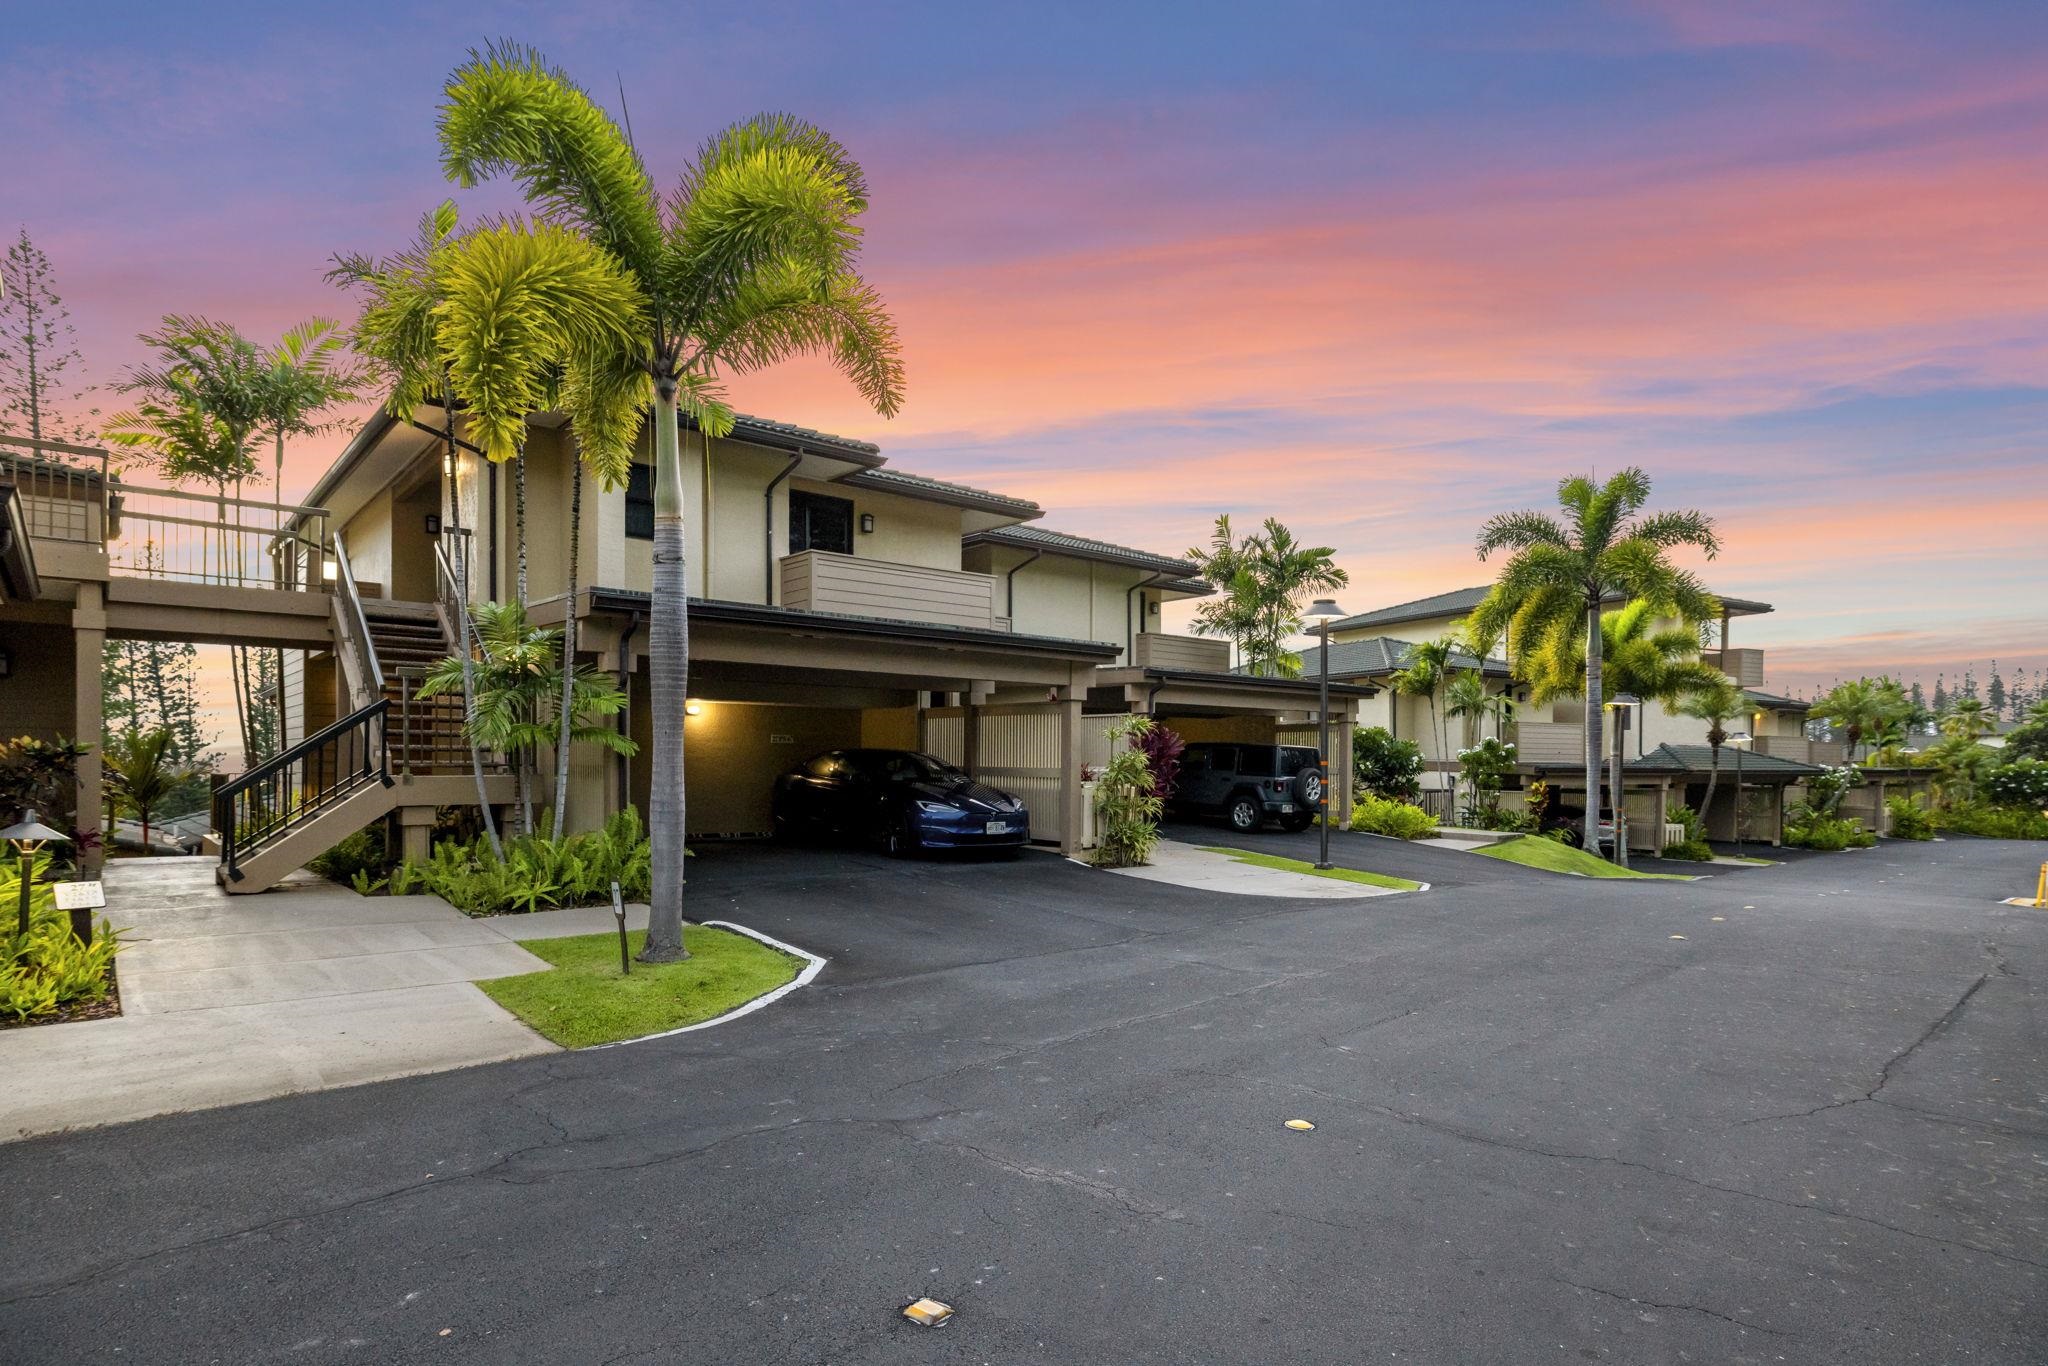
[
  {"left": 1200, "top": 846, "right": 1423, "bottom": 891},
  {"left": 1474, "top": 835, "right": 1695, "bottom": 880},
  {"left": 481, "top": 925, "right": 803, "bottom": 1048}
]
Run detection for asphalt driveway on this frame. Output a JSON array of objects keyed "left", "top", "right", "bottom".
[{"left": 3, "top": 836, "right": 2043, "bottom": 1362}]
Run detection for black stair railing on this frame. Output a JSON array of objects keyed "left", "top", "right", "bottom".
[{"left": 214, "top": 698, "right": 392, "bottom": 883}]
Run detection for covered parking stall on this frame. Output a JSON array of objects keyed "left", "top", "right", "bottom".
[
  {"left": 1083, "top": 666, "right": 1379, "bottom": 829},
  {"left": 571, "top": 592, "right": 1119, "bottom": 851}
]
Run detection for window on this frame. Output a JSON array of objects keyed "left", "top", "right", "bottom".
[
  {"left": 789, "top": 490, "right": 855, "bottom": 555},
  {"left": 625, "top": 464, "right": 654, "bottom": 540},
  {"left": 1277, "top": 748, "right": 1318, "bottom": 776},
  {"left": 1239, "top": 747, "right": 1277, "bottom": 778},
  {"left": 1208, "top": 746, "right": 1239, "bottom": 776}
]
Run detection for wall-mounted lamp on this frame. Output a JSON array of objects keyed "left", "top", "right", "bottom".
[
  {"left": 424, "top": 514, "right": 442, "bottom": 535},
  {"left": 859, "top": 513, "right": 875, "bottom": 534},
  {"left": 684, "top": 700, "right": 703, "bottom": 716}
]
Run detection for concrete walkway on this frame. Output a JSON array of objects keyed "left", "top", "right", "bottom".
[
  {"left": 1099, "top": 837, "right": 1404, "bottom": 898},
  {"left": 2, "top": 859, "right": 559, "bottom": 1141}
]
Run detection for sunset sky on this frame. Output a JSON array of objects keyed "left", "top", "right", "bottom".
[{"left": 8, "top": 0, "right": 2046, "bottom": 724}]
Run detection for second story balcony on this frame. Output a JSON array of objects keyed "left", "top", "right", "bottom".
[
  {"left": 1132, "top": 631, "right": 1230, "bottom": 672},
  {"left": 778, "top": 548, "right": 1003, "bottom": 632},
  {"left": 1, "top": 436, "right": 332, "bottom": 598}
]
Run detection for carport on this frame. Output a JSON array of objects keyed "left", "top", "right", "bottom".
[
  {"left": 1085, "top": 666, "right": 1379, "bottom": 829},
  {"left": 575, "top": 592, "right": 1120, "bottom": 850}
]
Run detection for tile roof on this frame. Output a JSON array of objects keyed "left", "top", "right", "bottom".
[
  {"left": 1626, "top": 743, "right": 1822, "bottom": 778},
  {"left": 964, "top": 525, "right": 1198, "bottom": 576},
  {"left": 841, "top": 467, "right": 1042, "bottom": 517},
  {"left": 1743, "top": 690, "right": 1811, "bottom": 712},
  {"left": 725, "top": 412, "right": 881, "bottom": 457},
  {"left": 1293, "top": 635, "right": 1514, "bottom": 679},
  {"left": 1329, "top": 585, "right": 1774, "bottom": 633}
]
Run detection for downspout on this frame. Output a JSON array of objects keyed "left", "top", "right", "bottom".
[
  {"left": 1004, "top": 548, "right": 1042, "bottom": 622},
  {"left": 486, "top": 459, "right": 498, "bottom": 602},
  {"left": 763, "top": 452, "right": 802, "bottom": 604},
  {"left": 614, "top": 609, "right": 641, "bottom": 816}
]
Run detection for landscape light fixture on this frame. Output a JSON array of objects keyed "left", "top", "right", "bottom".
[
  {"left": 1304, "top": 598, "right": 1346, "bottom": 869},
  {"left": 2, "top": 811, "right": 67, "bottom": 938},
  {"left": 1726, "top": 731, "right": 1753, "bottom": 859}
]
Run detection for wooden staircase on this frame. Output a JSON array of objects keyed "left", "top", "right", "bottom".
[{"left": 362, "top": 600, "right": 470, "bottom": 776}]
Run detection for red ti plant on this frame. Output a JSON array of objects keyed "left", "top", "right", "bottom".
[{"left": 1134, "top": 723, "right": 1185, "bottom": 802}]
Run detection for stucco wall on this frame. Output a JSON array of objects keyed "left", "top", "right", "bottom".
[
  {"left": 962, "top": 548, "right": 1164, "bottom": 657},
  {"left": 339, "top": 490, "right": 394, "bottom": 598},
  {"left": 0, "top": 620, "right": 77, "bottom": 742}
]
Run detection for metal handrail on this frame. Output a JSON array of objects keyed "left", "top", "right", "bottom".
[
  {"left": 214, "top": 698, "right": 391, "bottom": 883},
  {"left": 433, "top": 531, "right": 488, "bottom": 656},
  {"left": 331, "top": 538, "right": 386, "bottom": 694}
]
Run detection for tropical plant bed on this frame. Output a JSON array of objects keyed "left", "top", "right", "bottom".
[
  {"left": 1200, "top": 846, "right": 1423, "bottom": 892},
  {"left": 0, "top": 963, "right": 121, "bottom": 1030},
  {"left": 1473, "top": 835, "right": 1696, "bottom": 880},
  {"left": 479, "top": 924, "right": 803, "bottom": 1048}
]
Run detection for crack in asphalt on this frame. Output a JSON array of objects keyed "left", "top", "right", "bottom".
[
  {"left": 1553, "top": 1276, "right": 1793, "bottom": 1337},
  {"left": 1732, "top": 967, "right": 1995, "bottom": 1129},
  {"left": 931, "top": 1139, "right": 1183, "bottom": 1220},
  {"left": 1197, "top": 1069, "right": 2048, "bottom": 1275}
]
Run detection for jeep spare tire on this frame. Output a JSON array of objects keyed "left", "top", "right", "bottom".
[{"left": 1292, "top": 766, "right": 1324, "bottom": 810}]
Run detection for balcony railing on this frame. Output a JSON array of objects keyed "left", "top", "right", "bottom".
[
  {"left": 1133, "top": 632, "right": 1230, "bottom": 671},
  {"left": 1503, "top": 721, "right": 1585, "bottom": 765},
  {"left": 778, "top": 549, "right": 1000, "bottom": 631},
  {"left": 0, "top": 435, "right": 329, "bottom": 591}
]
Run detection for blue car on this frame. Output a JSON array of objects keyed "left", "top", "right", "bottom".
[{"left": 771, "top": 749, "right": 1030, "bottom": 856}]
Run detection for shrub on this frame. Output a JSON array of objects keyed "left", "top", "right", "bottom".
[
  {"left": 1931, "top": 803, "right": 2048, "bottom": 841},
  {"left": 396, "top": 807, "right": 654, "bottom": 916},
  {"left": 1801, "top": 764, "right": 1864, "bottom": 818},
  {"left": 1092, "top": 717, "right": 1164, "bottom": 868},
  {"left": 1984, "top": 759, "right": 2048, "bottom": 809},
  {"left": 1352, "top": 793, "right": 1438, "bottom": 840},
  {"left": 1884, "top": 795, "right": 1935, "bottom": 841},
  {"left": 1135, "top": 723, "right": 1185, "bottom": 802},
  {"left": 1353, "top": 727, "right": 1422, "bottom": 802},
  {"left": 1784, "top": 807, "right": 1876, "bottom": 850},
  {"left": 309, "top": 824, "right": 390, "bottom": 884},
  {"left": 1660, "top": 840, "right": 1713, "bottom": 861},
  {"left": 1, "top": 854, "right": 123, "bottom": 1023}
]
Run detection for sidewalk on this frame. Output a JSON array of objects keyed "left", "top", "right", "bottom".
[
  {"left": 2, "top": 859, "right": 560, "bottom": 1142},
  {"left": 1097, "top": 838, "right": 1402, "bottom": 898}
]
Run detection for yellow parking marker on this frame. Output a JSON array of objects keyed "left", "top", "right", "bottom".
[
  {"left": 1284, "top": 1119, "right": 1316, "bottom": 1132},
  {"left": 903, "top": 1298, "right": 954, "bottom": 1327}
]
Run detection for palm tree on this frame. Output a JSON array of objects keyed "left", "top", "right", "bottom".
[
  {"left": 332, "top": 206, "right": 645, "bottom": 852},
  {"left": 417, "top": 601, "right": 635, "bottom": 803},
  {"left": 1469, "top": 469, "right": 1719, "bottom": 854},
  {"left": 102, "top": 727, "right": 188, "bottom": 853},
  {"left": 440, "top": 45, "right": 906, "bottom": 962},
  {"left": 1941, "top": 697, "right": 1995, "bottom": 742},
  {"left": 1186, "top": 515, "right": 1346, "bottom": 676},
  {"left": 1673, "top": 676, "right": 1744, "bottom": 822},
  {"left": 1812, "top": 677, "right": 1912, "bottom": 759}
]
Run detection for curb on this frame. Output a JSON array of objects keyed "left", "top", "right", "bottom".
[{"left": 592, "top": 920, "right": 829, "bottom": 1050}]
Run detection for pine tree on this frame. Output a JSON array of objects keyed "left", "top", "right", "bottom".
[
  {"left": 1988, "top": 663, "right": 2006, "bottom": 718},
  {"left": 0, "top": 227, "right": 97, "bottom": 446},
  {"left": 1961, "top": 666, "right": 1979, "bottom": 701},
  {"left": 1932, "top": 675, "right": 1949, "bottom": 717}
]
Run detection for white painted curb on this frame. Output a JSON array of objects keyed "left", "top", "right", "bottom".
[{"left": 594, "top": 920, "right": 828, "bottom": 1050}]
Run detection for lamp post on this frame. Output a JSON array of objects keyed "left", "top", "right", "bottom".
[
  {"left": 1605, "top": 693, "right": 1641, "bottom": 867},
  {"left": 1305, "top": 598, "right": 1346, "bottom": 870},
  {"left": 1726, "top": 731, "right": 1752, "bottom": 859},
  {"left": 2, "top": 811, "right": 68, "bottom": 938}
]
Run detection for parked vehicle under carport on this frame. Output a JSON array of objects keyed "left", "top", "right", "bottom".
[
  {"left": 771, "top": 749, "right": 1030, "bottom": 855},
  {"left": 1169, "top": 742, "right": 1325, "bottom": 833}
]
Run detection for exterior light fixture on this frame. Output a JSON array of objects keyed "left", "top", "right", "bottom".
[
  {"left": 859, "top": 513, "right": 875, "bottom": 534},
  {"left": 2, "top": 810, "right": 68, "bottom": 938},
  {"left": 425, "top": 513, "right": 441, "bottom": 535},
  {"left": 1303, "top": 598, "right": 1346, "bottom": 869},
  {"left": 684, "top": 700, "right": 703, "bottom": 716}
]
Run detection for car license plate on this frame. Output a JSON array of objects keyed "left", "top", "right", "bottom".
[
  {"left": 1278, "top": 804, "right": 1294, "bottom": 813},
  {"left": 985, "top": 821, "right": 1010, "bottom": 835}
]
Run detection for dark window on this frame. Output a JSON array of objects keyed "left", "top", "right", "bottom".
[
  {"left": 1238, "top": 746, "right": 1277, "bottom": 778},
  {"left": 806, "top": 753, "right": 845, "bottom": 779},
  {"left": 789, "top": 490, "right": 855, "bottom": 555},
  {"left": 1208, "top": 746, "right": 1240, "bottom": 776},
  {"left": 1278, "top": 748, "right": 1319, "bottom": 776},
  {"left": 625, "top": 464, "right": 654, "bottom": 540}
]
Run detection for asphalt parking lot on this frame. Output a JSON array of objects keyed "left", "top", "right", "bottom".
[{"left": 3, "top": 834, "right": 2043, "bottom": 1363}]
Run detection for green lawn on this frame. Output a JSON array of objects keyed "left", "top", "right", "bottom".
[
  {"left": 481, "top": 925, "right": 804, "bottom": 1048},
  {"left": 1201, "top": 846, "right": 1424, "bottom": 892},
  {"left": 1474, "top": 835, "right": 1696, "bottom": 881}
]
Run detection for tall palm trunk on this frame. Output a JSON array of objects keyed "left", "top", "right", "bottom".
[
  {"left": 443, "top": 391, "right": 502, "bottom": 859},
  {"left": 549, "top": 455, "right": 583, "bottom": 840},
  {"left": 1583, "top": 595, "right": 1604, "bottom": 855},
  {"left": 641, "top": 377, "right": 691, "bottom": 962},
  {"left": 514, "top": 445, "right": 528, "bottom": 610},
  {"left": 274, "top": 429, "right": 290, "bottom": 756},
  {"left": 1699, "top": 729, "right": 1724, "bottom": 826}
]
